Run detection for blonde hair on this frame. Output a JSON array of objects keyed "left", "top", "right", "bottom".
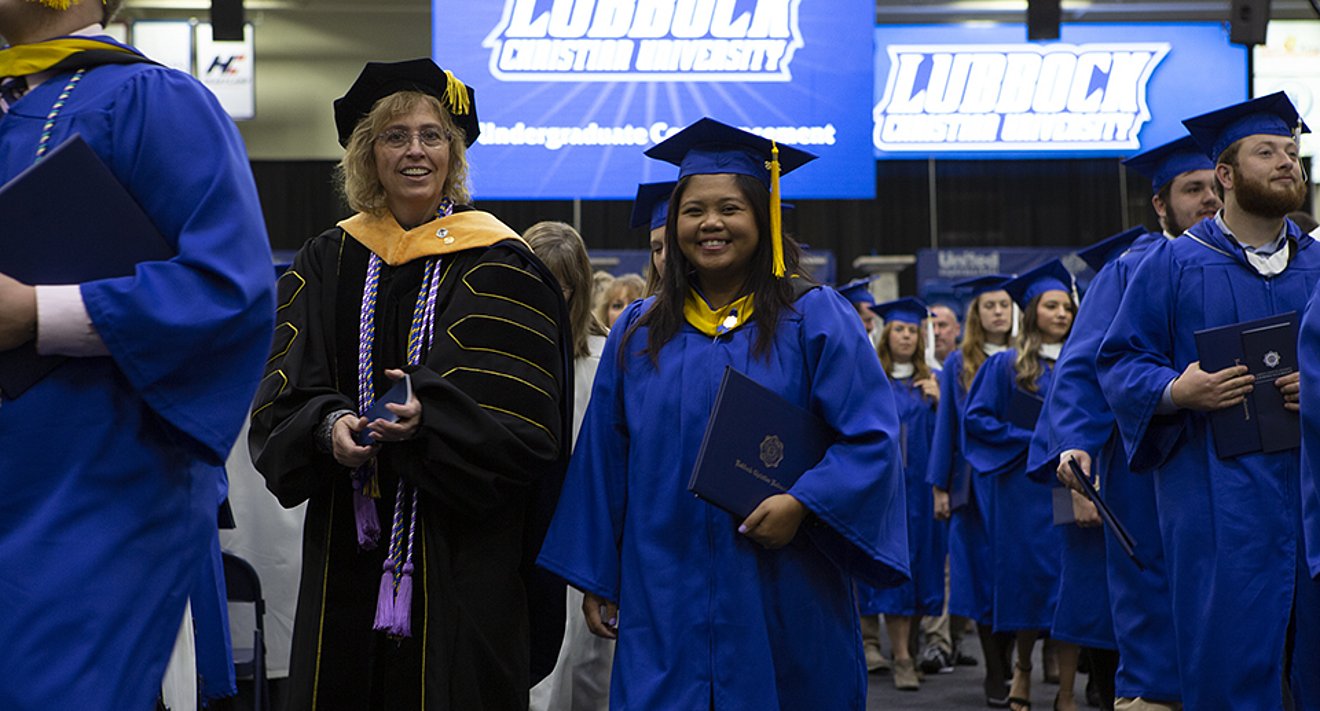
[
  {"left": 877, "top": 321, "right": 934, "bottom": 391},
  {"left": 336, "top": 91, "right": 471, "bottom": 215},
  {"left": 959, "top": 293, "right": 996, "bottom": 392},
  {"left": 1013, "top": 292, "right": 1075, "bottom": 392},
  {"left": 597, "top": 273, "right": 645, "bottom": 327},
  {"left": 524, "top": 221, "right": 607, "bottom": 359}
]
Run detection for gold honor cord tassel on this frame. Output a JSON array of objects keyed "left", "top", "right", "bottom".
[
  {"left": 444, "top": 69, "right": 471, "bottom": 116},
  {"left": 33, "top": 0, "right": 75, "bottom": 9},
  {"left": 768, "top": 141, "right": 785, "bottom": 278}
]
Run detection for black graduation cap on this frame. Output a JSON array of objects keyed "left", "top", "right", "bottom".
[
  {"left": 1122, "top": 136, "right": 1215, "bottom": 194},
  {"left": 630, "top": 181, "right": 677, "bottom": 230},
  {"left": 333, "top": 58, "right": 479, "bottom": 148},
  {"left": 1076, "top": 226, "right": 1148, "bottom": 272},
  {"left": 1182, "top": 91, "right": 1310, "bottom": 161}
]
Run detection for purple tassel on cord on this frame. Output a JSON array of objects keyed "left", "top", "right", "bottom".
[
  {"left": 372, "top": 559, "right": 396, "bottom": 632},
  {"left": 388, "top": 562, "right": 415, "bottom": 637},
  {"left": 353, "top": 488, "right": 380, "bottom": 550}
]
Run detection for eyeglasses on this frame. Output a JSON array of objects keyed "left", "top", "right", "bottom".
[{"left": 377, "top": 128, "right": 451, "bottom": 149}]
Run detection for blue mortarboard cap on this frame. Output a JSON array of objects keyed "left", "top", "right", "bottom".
[
  {"left": 1122, "top": 136, "right": 1216, "bottom": 193},
  {"left": 872, "top": 297, "right": 931, "bottom": 325},
  {"left": 630, "top": 181, "right": 676, "bottom": 230},
  {"left": 1075, "top": 226, "right": 1148, "bottom": 272},
  {"left": 1183, "top": 91, "right": 1311, "bottom": 161},
  {"left": 837, "top": 277, "right": 875, "bottom": 306},
  {"left": 1003, "top": 260, "right": 1073, "bottom": 309},
  {"left": 952, "top": 274, "right": 1014, "bottom": 298},
  {"left": 644, "top": 117, "right": 817, "bottom": 186}
]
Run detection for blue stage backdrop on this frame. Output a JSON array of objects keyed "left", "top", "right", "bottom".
[
  {"left": 435, "top": 0, "right": 876, "bottom": 199},
  {"left": 874, "top": 23, "right": 1248, "bottom": 159}
]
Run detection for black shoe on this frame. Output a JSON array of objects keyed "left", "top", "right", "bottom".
[
  {"left": 919, "top": 645, "right": 954, "bottom": 674},
  {"left": 955, "top": 648, "right": 980, "bottom": 667}
]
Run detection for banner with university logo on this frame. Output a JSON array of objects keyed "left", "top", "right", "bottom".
[
  {"left": 874, "top": 23, "right": 1247, "bottom": 159},
  {"left": 435, "top": 0, "right": 875, "bottom": 199}
]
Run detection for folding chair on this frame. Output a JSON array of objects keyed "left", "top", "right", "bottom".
[{"left": 222, "top": 552, "right": 269, "bottom": 711}]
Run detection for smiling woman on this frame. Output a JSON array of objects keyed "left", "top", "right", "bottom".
[{"left": 248, "top": 58, "right": 574, "bottom": 711}]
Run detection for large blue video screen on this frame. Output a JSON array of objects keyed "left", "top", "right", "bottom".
[
  {"left": 435, "top": 1, "right": 876, "bottom": 199},
  {"left": 874, "top": 23, "right": 1248, "bottom": 159}
]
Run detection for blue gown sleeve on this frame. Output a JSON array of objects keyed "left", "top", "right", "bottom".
[
  {"left": 790, "top": 288, "right": 911, "bottom": 589},
  {"left": 79, "top": 67, "right": 275, "bottom": 463},
  {"left": 925, "top": 351, "right": 963, "bottom": 489},
  {"left": 1097, "top": 239, "right": 1188, "bottom": 472},
  {"left": 535, "top": 300, "right": 640, "bottom": 602},
  {"left": 1300, "top": 282, "right": 1320, "bottom": 579},
  {"left": 963, "top": 351, "right": 1032, "bottom": 477},
  {"left": 1026, "top": 263, "right": 1126, "bottom": 482}
]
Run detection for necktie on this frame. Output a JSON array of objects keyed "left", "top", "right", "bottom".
[{"left": 0, "top": 76, "right": 28, "bottom": 116}]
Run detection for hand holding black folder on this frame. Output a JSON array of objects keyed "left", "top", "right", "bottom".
[
  {"left": 0, "top": 135, "right": 173, "bottom": 398},
  {"left": 1066, "top": 459, "right": 1144, "bottom": 570}
]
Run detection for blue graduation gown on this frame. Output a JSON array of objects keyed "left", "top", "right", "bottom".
[
  {"left": 924, "top": 353, "right": 992, "bottom": 625},
  {"left": 860, "top": 375, "right": 946, "bottom": 617},
  {"left": 0, "top": 60, "right": 274, "bottom": 709},
  {"left": 537, "top": 287, "right": 910, "bottom": 710},
  {"left": 964, "top": 351, "right": 1062, "bottom": 632},
  {"left": 1293, "top": 279, "right": 1320, "bottom": 706},
  {"left": 1098, "top": 218, "right": 1320, "bottom": 709},
  {"left": 1029, "top": 231, "right": 1178, "bottom": 698},
  {"left": 925, "top": 351, "right": 995, "bottom": 625}
]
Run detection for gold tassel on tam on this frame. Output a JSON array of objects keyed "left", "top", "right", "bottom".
[
  {"left": 31, "top": 0, "right": 76, "bottom": 9},
  {"left": 768, "top": 141, "right": 785, "bottom": 278},
  {"left": 444, "top": 69, "right": 471, "bottom": 116}
]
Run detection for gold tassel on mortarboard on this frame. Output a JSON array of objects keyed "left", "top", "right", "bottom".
[
  {"left": 443, "top": 69, "right": 471, "bottom": 116},
  {"left": 30, "top": 0, "right": 77, "bottom": 9},
  {"left": 768, "top": 142, "right": 785, "bottom": 278}
]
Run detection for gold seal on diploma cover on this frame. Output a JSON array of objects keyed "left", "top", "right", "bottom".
[{"left": 760, "top": 435, "right": 784, "bottom": 469}]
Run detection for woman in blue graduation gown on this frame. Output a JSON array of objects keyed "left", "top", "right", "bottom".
[
  {"left": 927, "top": 275, "right": 1015, "bottom": 705},
  {"left": 859, "top": 298, "right": 946, "bottom": 690},
  {"left": 536, "top": 119, "right": 910, "bottom": 710},
  {"left": 964, "top": 261, "right": 1075, "bottom": 711}
]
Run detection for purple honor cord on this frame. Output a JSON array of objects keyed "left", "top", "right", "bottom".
[{"left": 357, "top": 200, "right": 451, "bottom": 638}]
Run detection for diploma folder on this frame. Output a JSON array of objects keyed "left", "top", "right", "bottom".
[
  {"left": 0, "top": 135, "right": 173, "bottom": 398},
  {"left": 688, "top": 367, "right": 835, "bottom": 520},
  {"left": 1067, "top": 459, "right": 1144, "bottom": 570},
  {"left": 1193, "top": 312, "right": 1299, "bottom": 458},
  {"left": 354, "top": 374, "right": 413, "bottom": 446}
]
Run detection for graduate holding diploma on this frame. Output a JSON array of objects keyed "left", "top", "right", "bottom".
[
  {"left": 1098, "top": 93, "right": 1320, "bottom": 709},
  {"left": 0, "top": 0, "right": 275, "bottom": 708},
  {"left": 536, "top": 118, "right": 910, "bottom": 710}
]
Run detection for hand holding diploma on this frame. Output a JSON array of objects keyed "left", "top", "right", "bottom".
[
  {"left": 1170, "top": 361, "right": 1253, "bottom": 411},
  {"left": 0, "top": 273, "right": 36, "bottom": 352},
  {"left": 738, "top": 493, "right": 808, "bottom": 549},
  {"left": 583, "top": 591, "right": 619, "bottom": 640}
]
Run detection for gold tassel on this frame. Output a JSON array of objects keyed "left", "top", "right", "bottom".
[
  {"left": 443, "top": 69, "right": 471, "bottom": 116},
  {"left": 33, "top": 0, "right": 76, "bottom": 9},
  {"left": 768, "top": 141, "right": 785, "bottom": 278}
]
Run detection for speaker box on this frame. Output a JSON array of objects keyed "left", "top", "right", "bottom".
[
  {"left": 1027, "top": 0, "right": 1061, "bottom": 41},
  {"left": 1229, "top": 0, "right": 1271, "bottom": 46},
  {"left": 211, "top": 0, "right": 244, "bottom": 42}
]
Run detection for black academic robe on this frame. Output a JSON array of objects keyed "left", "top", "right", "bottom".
[{"left": 249, "top": 209, "right": 569, "bottom": 711}]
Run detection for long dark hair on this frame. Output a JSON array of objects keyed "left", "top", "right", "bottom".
[{"left": 622, "top": 173, "right": 810, "bottom": 362}]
